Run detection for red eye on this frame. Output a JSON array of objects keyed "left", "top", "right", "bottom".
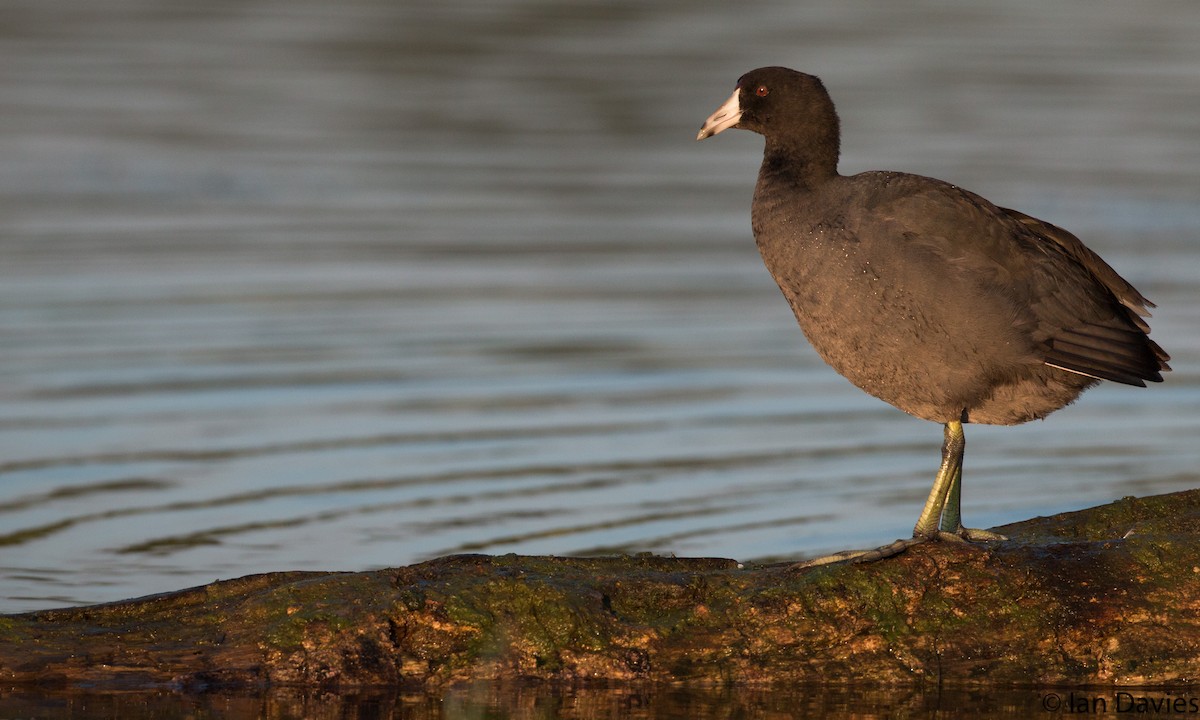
[{"left": 755, "top": 85, "right": 769, "bottom": 97}]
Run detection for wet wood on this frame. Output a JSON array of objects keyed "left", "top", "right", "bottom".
[{"left": 2, "top": 489, "right": 1198, "bottom": 690}]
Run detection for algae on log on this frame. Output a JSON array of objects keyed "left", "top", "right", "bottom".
[{"left": 2, "top": 490, "right": 1199, "bottom": 690}]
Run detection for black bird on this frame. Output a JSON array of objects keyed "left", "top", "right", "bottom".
[{"left": 697, "top": 67, "right": 1169, "bottom": 565}]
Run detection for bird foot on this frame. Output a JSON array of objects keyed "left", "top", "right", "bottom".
[
  {"left": 940, "top": 523, "right": 1008, "bottom": 540},
  {"left": 790, "top": 528, "right": 1003, "bottom": 570},
  {"left": 951, "top": 526, "right": 1007, "bottom": 542}
]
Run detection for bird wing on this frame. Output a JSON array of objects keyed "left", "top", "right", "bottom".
[
  {"left": 1000, "top": 208, "right": 1155, "bottom": 326},
  {"left": 1000, "top": 207, "right": 1170, "bottom": 386},
  {"left": 850, "top": 176, "right": 1167, "bottom": 388}
]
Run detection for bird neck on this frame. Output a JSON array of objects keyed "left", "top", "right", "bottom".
[{"left": 760, "top": 135, "right": 840, "bottom": 190}]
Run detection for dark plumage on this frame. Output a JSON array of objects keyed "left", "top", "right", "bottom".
[{"left": 697, "top": 67, "right": 1169, "bottom": 563}]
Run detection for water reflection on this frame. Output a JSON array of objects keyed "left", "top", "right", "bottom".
[{"left": 4, "top": 684, "right": 1177, "bottom": 720}]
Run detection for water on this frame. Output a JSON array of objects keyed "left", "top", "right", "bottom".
[
  {"left": 7, "top": 685, "right": 1195, "bottom": 720},
  {"left": 1, "top": 1, "right": 1199, "bottom": 710}
]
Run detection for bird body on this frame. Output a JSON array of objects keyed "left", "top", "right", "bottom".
[
  {"left": 697, "top": 67, "right": 1169, "bottom": 561},
  {"left": 754, "top": 169, "right": 1131, "bottom": 425}
]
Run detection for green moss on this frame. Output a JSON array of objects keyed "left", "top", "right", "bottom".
[
  {"left": 1001, "top": 489, "right": 1200, "bottom": 544},
  {"left": 440, "top": 574, "right": 613, "bottom": 670},
  {"left": 0, "top": 616, "right": 18, "bottom": 640},
  {"left": 250, "top": 579, "right": 362, "bottom": 652}
]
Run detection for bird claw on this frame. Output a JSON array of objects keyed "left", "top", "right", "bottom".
[
  {"left": 790, "top": 528, "right": 1003, "bottom": 569},
  {"left": 789, "top": 537, "right": 920, "bottom": 569},
  {"left": 954, "top": 527, "right": 1007, "bottom": 542}
]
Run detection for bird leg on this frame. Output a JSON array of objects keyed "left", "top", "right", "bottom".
[
  {"left": 792, "top": 421, "right": 1003, "bottom": 569},
  {"left": 932, "top": 421, "right": 1007, "bottom": 542},
  {"left": 937, "top": 457, "right": 1007, "bottom": 541},
  {"left": 912, "top": 420, "right": 965, "bottom": 538}
]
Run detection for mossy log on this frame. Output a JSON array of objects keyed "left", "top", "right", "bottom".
[{"left": 3, "top": 490, "right": 1199, "bottom": 690}]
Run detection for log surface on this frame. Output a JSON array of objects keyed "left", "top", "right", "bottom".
[{"left": 3, "top": 490, "right": 1199, "bottom": 690}]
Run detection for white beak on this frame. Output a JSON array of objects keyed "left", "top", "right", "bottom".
[{"left": 696, "top": 88, "right": 742, "bottom": 140}]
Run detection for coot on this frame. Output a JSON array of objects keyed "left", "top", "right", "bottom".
[{"left": 697, "top": 67, "right": 1169, "bottom": 565}]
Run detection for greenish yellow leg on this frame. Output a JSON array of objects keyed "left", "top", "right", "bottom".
[
  {"left": 792, "top": 420, "right": 1003, "bottom": 570},
  {"left": 938, "top": 462, "right": 964, "bottom": 533},
  {"left": 913, "top": 421, "right": 964, "bottom": 538},
  {"left": 934, "top": 421, "right": 1007, "bottom": 541}
]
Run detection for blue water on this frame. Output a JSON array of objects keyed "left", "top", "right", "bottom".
[{"left": 1, "top": 0, "right": 1198, "bottom": 631}]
